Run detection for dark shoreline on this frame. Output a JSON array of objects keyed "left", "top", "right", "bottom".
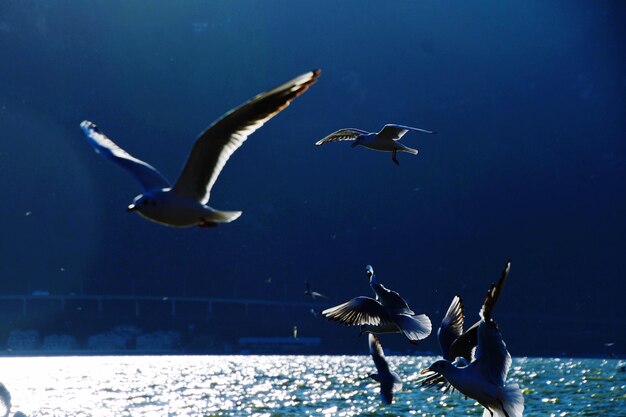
[{"left": 0, "top": 350, "right": 623, "bottom": 360}]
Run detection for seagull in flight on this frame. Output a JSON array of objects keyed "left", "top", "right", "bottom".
[
  {"left": 81, "top": 69, "right": 320, "bottom": 227},
  {"left": 322, "top": 265, "right": 431, "bottom": 344},
  {"left": 305, "top": 281, "right": 329, "bottom": 300},
  {"left": 422, "top": 260, "right": 511, "bottom": 391},
  {"left": 421, "top": 262, "right": 524, "bottom": 417},
  {"left": 315, "top": 124, "right": 435, "bottom": 165},
  {"left": 367, "top": 334, "right": 402, "bottom": 405}
]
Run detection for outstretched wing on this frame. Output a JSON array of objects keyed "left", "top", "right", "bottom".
[
  {"left": 314, "top": 128, "right": 369, "bottom": 145},
  {"left": 369, "top": 334, "right": 391, "bottom": 375},
  {"left": 369, "top": 334, "right": 401, "bottom": 405},
  {"left": 172, "top": 70, "right": 321, "bottom": 204},
  {"left": 80, "top": 120, "right": 170, "bottom": 191},
  {"left": 322, "top": 296, "right": 394, "bottom": 326},
  {"left": 484, "top": 259, "right": 511, "bottom": 319},
  {"left": 450, "top": 260, "right": 511, "bottom": 361},
  {"left": 473, "top": 320, "right": 512, "bottom": 387},
  {"left": 372, "top": 283, "right": 415, "bottom": 316},
  {"left": 438, "top": 296, "right": 465, "bottom": 360},
  {"left": 378, "top": 124, "right": 436, "bottom": 141},
  {"left": 449, "top": 322, "right": 478, "bottom": 362},
  {"left": 474, "top": 286, "right": 512, "bottom": 386}
]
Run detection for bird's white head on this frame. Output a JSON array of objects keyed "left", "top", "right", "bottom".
[
  {"left": 127, "top": 192, "right": 165, "bottom": 217},
  {"left": 366, "top": 265, "right": 375, "bottom": 281}
]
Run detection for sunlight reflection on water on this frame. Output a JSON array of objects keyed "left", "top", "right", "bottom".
[{"left": 0, "top": 356, "right": 623, "bottom": 416}]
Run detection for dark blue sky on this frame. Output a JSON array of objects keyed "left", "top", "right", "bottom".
[{"left": 0, "top": 1, "right": 624, "bottom": 355}]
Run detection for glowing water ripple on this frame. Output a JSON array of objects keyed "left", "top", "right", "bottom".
[{"left": 0, "top": 356, "right": 623, "bottom": 416}]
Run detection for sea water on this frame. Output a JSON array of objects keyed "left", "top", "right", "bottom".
[{"left": 0, "top": 355, "right": 623, "bottom": 416}]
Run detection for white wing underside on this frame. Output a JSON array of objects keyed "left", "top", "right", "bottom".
[
  {"left": 80, "top": 121, "right": 171, "bottom": 191},
  {"left": 322, "top": 296, "right": 394, "bottom": 327},
  {"left": 473, "top": 320, "right": 512, "bottom": 387},
  {"left": 172, "top": 70, "right": 320, "bottom": 204},
  {"left": 438, "top": 296, "right": 465, "bottom": 360}
]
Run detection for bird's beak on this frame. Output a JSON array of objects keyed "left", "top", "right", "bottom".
[{"left": 127, "top": 204, "right": 137, "bottom": 212}]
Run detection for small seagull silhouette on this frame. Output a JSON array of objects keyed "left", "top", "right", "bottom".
[{"left": 315, "top": 124, "right": 435, "bottom": 165}]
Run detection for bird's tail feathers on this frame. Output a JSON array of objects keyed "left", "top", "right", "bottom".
[
  {"left": 399, "top": 146, "right": 418, "bottom": 155},
  {"left": 398, "top": 313, "right": 432, "bottom": 342},
  {"left": 501, "top": 383, "right": 524, "bottom": 417},
  {"left": 482, "top": 383, "right": 524, "bottom": 417},
  {"left": 207, "top": 210, "right": 243, "bottom": 223}
]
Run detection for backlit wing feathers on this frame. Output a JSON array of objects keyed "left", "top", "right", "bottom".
[
  {"left": 322, "top": 296, "right": 394, "bottom": 326},
  {"left": 474, "top": 286, "right": 512, "bottom": 386},
  {"left": 172, "top": 70, "right": 320, "bottom": 204},
  {"left": 80, "top": 120, "right": 170, "bottom": 191},
  {"left": 438, "top": 296, "right": 465, "bottom": 360},
  {"left": 314, "top": 128, "right": 369, "bottom": 146}
]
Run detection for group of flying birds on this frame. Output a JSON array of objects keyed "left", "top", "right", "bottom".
[
  {"left": 80, "top": 69, "right": 434, "bottom": 228},
  {"left": 80, "top": 70, "right": 523, "bottom": 416},
  {"left": 313, "top": 262, "right": 524, "bottom": 417}
]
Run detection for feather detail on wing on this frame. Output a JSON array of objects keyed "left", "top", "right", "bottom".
[
  {"left": 474, "top": 289, "right": 512, "bottom": 386},
  {"left": 438, "top": 296, "right": 465, "bottom": 360},
  {"left": 490, "top": 259, "right": 511, "bottom": 310},
  {"left": 314, "top": 128, "right": 369, "bottom": 146},
  {"left": 322, "top": 296, "right": 393, "bottom": 326},
  {"left": 80, "top": 120, "right": 170, "bottom": 191},
  {"left": 449, "top": 322, "right": 478, "bottom": 362},
  {"left": 450, "top": 260, "right": 511, "bottom": 361},
  {"left": 172, "top": 70, "right": 320, "bottom": 204}
]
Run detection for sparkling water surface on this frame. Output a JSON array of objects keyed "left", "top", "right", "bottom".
[{"left": 1, "top": 355, "right": 624, "bottom": 416}]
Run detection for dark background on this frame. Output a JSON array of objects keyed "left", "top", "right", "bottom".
[{"left": 0, "top": 1, "right": 624, "bottom": 356}]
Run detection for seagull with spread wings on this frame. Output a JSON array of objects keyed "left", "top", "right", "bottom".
[
  {"left": 81, "top": 70, "right": 320, "bottom": 227},
  {"left": 322, "top": 265, "right": 431, "bottom": 344},
  {"left": 315, "top": 124, "right": 435, "bottom": 165},
  {"left": 304, "top": 281, "right": 329, "bottom": 300},
  {"left": 422, "top": 260, "right": 511, "bottom": 391},
  {"left": 420, "top": 262, "right": 524, "bottom": 417},
  {"left": 367, "top": 334, "right": 402, "bottom": 405}
]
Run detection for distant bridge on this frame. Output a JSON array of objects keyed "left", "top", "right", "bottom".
[{"left": 0, "top": 294, "right": 323, "bottom": 318}]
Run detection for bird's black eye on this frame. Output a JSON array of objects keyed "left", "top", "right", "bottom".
[{"left": 151, "top": 201, "right": 156, "bottom": 206}]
